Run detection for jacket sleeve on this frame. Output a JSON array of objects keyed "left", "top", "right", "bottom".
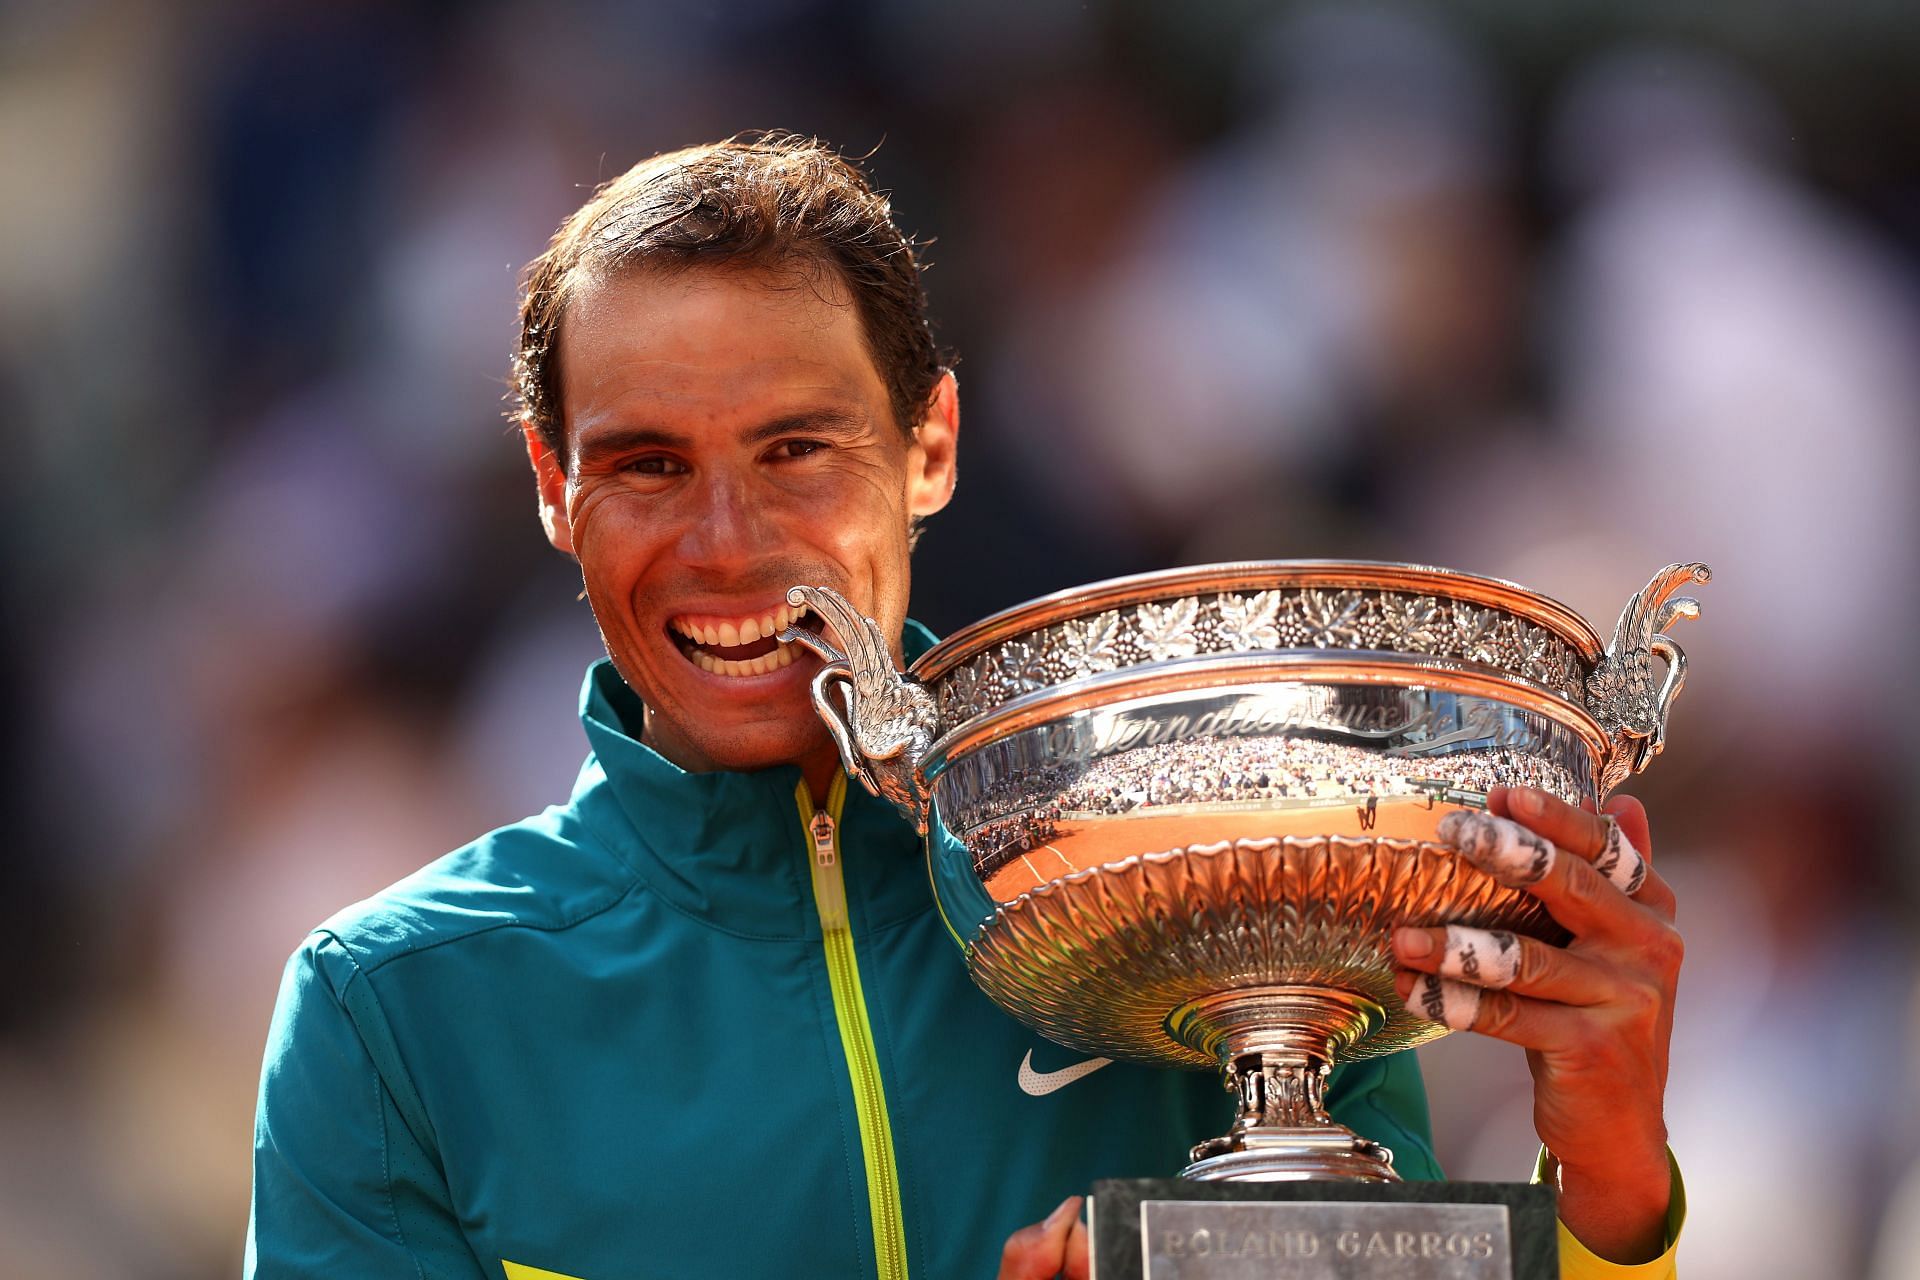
[
  {"left": 1538, "top": 1148, "right": 1686, "bottom": 1279},
  {"left": 247, "top": 936, "right": 487, "bottom": 1279}
]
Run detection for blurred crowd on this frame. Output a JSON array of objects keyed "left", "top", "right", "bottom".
[{"left": 2, "top": 2, "right": 1916, "bottom": 1276}]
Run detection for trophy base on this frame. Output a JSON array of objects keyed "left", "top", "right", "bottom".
[
  {"left": 1170, "top": 985, "right": 1402, "bottom": 1184},
  {"left": 1089, "top": 1179, "right": 1559, "bottom": 1280},
  {"left": 1182, "top": 1127, "right": 1400, "bottom": 1183}
]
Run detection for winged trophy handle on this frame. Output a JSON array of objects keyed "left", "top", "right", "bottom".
[
  {"left": 1586, "top": 562, "right": 1711, "bottom": 797},
  {"left": 777, "top": 584, "right": 939, "bottom": 833}
]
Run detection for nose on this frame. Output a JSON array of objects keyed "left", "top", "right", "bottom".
[{"left": 674, "top": 466, "right": 783, "bottom": 570}]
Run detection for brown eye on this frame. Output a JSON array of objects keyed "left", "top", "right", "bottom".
[{"left": 777, "top": 439, "right": 825, "bottom": 459}]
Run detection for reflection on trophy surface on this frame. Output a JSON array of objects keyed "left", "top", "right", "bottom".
[{"left": 781, "top": 560, "right": 1707, "bottom": 1184}]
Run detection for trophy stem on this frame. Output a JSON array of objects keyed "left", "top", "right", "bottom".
[{"left": 1171, "top": 986, "right": 1400, "bottom": 1183}]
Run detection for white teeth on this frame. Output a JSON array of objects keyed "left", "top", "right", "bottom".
[
  {"left": 672, "top": 602, "right": 814, "bottom": 659},
  {"left": 685, "top": 637, "right": 797, "bottom": 678},
  {"left": 774, "top": 603, "right": 813, "bottom": 639},
  {"left": 673, "top": 605, "right": 807, "bottom": 641}
]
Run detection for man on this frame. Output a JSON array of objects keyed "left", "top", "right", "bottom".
[{"left": 248, "top": 135, "right": 1683, "bottom": 1278}]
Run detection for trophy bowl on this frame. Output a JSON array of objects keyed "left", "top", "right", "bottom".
[{"left": 780, "top": 561, "right": 1707, "bottom": 1183}]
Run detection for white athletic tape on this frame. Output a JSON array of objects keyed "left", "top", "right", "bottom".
[
  {"left": 1592, "top": 815, "right": 1649, "bottom": 895},
  {"left": 1440, "top": 925, "right": 1522, "bottom": 990},
  {"left": 1437, "top": 810, "right": 1556, "bottom": 887},
  {"left": 1407, "top": 973, "right": 1482, "bottom": 1031}
]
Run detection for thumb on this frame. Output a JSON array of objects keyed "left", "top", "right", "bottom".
[
  {"left": 1063, "top": 1215, "right": 1091, "bottom": 1280},
  {"left": 998, "top": 1196, "right": 1082, "bottom": 1280}
]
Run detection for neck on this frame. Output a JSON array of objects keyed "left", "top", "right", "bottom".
[{"left": 801, "top": 746, "right": 841, "bottom": 807}]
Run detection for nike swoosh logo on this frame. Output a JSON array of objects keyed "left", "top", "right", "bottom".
[{"left": 1018, "top": 1049, "right": 1113, "bottom": 1096}]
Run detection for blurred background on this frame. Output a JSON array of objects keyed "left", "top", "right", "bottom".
[{"left": 2, "top": 0, "right": 1917, "bottom": 1275}]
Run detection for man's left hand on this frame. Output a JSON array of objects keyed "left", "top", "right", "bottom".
[
  {"left": 1392, "top": 785, "right": 1680, "bottom": 1265},
  {"left": 998, "top": 1196, "right": 1089, "bottom": 1280}
]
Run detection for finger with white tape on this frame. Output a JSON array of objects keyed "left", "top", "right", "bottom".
[
  {"left": 1405, "top": 973, "right": 1482, "bottom": 1031},
  {"left": 1438, "top": 925, "right": 1522, "bottom": 990},
  {"left": 1590, "top": 815, "right": 1649, "bottom": 895},
  {"left": 1437, "top": 810, "right": 1556, "bottom": 887}
]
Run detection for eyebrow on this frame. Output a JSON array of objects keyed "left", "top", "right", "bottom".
[{"left": 573, "top": 408, "right": 872, "bottom": 461}]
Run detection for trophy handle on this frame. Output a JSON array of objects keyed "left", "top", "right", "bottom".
[
  {"left": 1586, "top": 562, "right": 1711, "bottom": 797},
  {"left": 779, "top": 584, "right": 938, "bottom": 833}
]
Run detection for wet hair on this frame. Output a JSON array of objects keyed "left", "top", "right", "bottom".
[{"left": 511, "top": 132, "right": 947, "bottom": 454}]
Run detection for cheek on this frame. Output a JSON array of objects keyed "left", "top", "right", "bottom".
[
  {"left": 838, "top": 512, "right": 916, "bottom": 625},
  {"left": 568, "top": 487, "right": 658, "bottom": 566},
  {"left": 822, "top": 502, "right": 907, "bottom": 570},
  {"left": 775, "top": 472, "right": 901, "bottom": 552}
]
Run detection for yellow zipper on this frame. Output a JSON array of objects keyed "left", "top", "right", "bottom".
[{"left": 798, "top": 775, "right": 909, "bottom": 1280}]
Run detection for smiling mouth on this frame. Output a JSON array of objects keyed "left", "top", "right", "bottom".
[{"left": 667, "top": 600, "right": 825, "bottom": 677}]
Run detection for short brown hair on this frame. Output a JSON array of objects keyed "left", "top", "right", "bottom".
[{"left": 512, "top": 133, "right": 947, "bottom": 452}]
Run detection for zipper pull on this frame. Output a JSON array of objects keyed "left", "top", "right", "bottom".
[{"left": 811, "top": 812, "right": 837, "bottom": 867}]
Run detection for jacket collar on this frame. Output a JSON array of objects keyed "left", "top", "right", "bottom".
[{"left": 570, "top": 622, "right": 939, "bottom": 942}]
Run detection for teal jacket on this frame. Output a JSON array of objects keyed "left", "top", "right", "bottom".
[{"left": 247, "top": 636, "right": 1439, "bottom": 1280}]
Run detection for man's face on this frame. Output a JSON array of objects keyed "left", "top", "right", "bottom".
[{"left": 527, "top": 264, "right": 958, "bottom": 778}]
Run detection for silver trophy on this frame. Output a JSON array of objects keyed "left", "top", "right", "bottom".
[{"left": 781, "top": 561, "right": 1706, "bottom": 1184}]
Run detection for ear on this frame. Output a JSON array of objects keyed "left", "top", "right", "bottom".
[
  {"left": 521, "top": 420, "right": 576, "bottom": 555},
  {"left": 906, "top": 371, "right": 960, "bottom": 519}
]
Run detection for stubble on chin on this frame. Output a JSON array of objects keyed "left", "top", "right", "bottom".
[{"left": 637, "top": 691, "right": 831, "bottom": 775}]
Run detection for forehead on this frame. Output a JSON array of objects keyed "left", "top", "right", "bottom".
[{"left": 556, "top": 263, "right": 885, "bottom": 430}]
